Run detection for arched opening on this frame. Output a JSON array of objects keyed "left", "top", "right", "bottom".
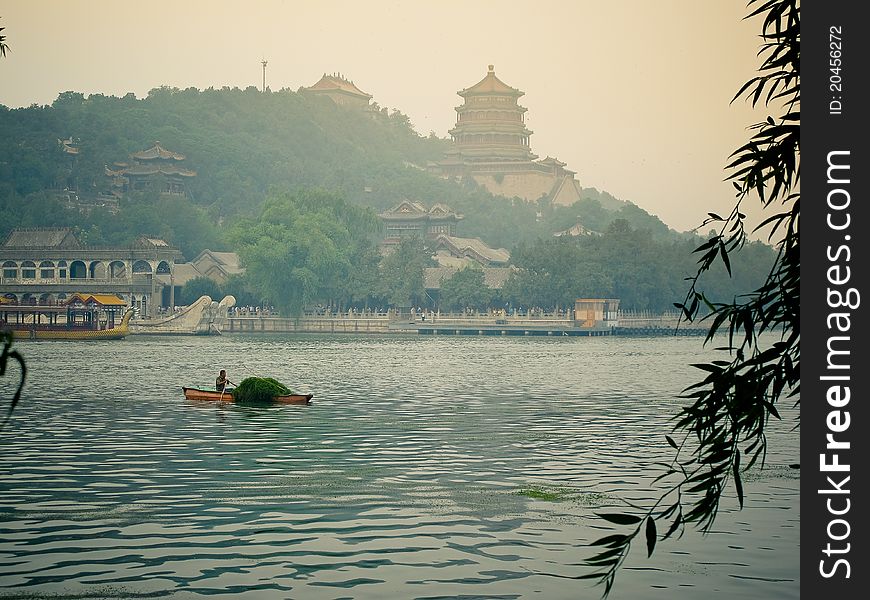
[
  {"left": 2, "top": 293, "right": 18, "bottom": 304},
  {"left": 108, "top": 261, "right": 127, "bottom": 280},
  {"left": 70, "top": 260, "right": 87, "bottom": 279},
  {"left": 38, "top": 293, "right": 55, "bottom": 305},
  {"left": 21, "top": 293, "right": 35, "bottom": 305},
  {"left": 20, "top": 261, "right": 36, "bottom": 279},
  {"left": 39, "top": 260, "right": 55, "bottom": 279},
  {"left": 132, "top": 260, "right": 152, "bottom": 274},
  {"left": 156, "top": 261, "right": 171, "bottom": 274},
  {"left": 89, "top": 261, "right": 107, "bottom": 279},
  {"left": 2, "top": 261, "right": 17, "bottom": 280}
]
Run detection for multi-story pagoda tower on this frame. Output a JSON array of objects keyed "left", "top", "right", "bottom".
[
  {"left": 448, "top": 65, "right": 536, "bottom": 163},
  {"left": 431, "top": 65, "right": 582, "bottom": 207}
]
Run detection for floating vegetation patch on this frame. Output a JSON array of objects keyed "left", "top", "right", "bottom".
[
  {"left": 571, "top": 491, "right": 610, "bottom": 507},
  {"left": 232, "top": 377, "right": 293, "bottom": 403},
  {"left": 515, "top": 486, "right": 571, "bottom": 502},
  {"left": 741, "top": 463, "right": 801, "bottom": 482},
  {"left": 515, "top": 486, "right": 612, "bottom": 506}
]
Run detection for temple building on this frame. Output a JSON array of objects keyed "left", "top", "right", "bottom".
[
  {"left": 379, "top": 200, "right": 463, "bottom": 243},
  {"left": 429, "top": 65, "right": 582, "bottom": 207},
  {"left": 301, "top": 73, "right": 373, "bottom": 109},
  {"left": 378, "top": 200, "right": 509, "bottom": 269},
  {"left": 105, "top": 142, "right": 197, "bottom": 198}
]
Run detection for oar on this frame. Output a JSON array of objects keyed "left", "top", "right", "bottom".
[{"left": 218, "top": 379, "right": 236, "bottom": 402}]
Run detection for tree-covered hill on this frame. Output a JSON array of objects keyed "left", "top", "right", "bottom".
[{"left": 1, "top": 86, "right": 678, "bottom": 256}]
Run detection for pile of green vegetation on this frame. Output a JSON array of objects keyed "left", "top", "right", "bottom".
[{"left": 231, "top": 377, "right": 293, "bottom": 403}]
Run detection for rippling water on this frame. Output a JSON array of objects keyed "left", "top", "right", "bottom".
[{"left": 0, "top": 334, "right": 798, "bottom": 599}]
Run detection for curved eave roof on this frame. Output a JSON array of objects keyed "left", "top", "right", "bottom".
[
  {"left": 306, "top": 75, "right": 373, "bottom": 100},
  {"left": 125, "top": 166, "right": 197, "bottom": 177},
  {"left": 456, "top": 104, "right": 527, "bottom": 113},
  {"left": 132, "top": 143, "right": 186, "bottom": 161},
  {"left": 458, "top": 66, "right": 523, "bottom": 98},
  {"left": 449, "top": 123, "right": 533, "bottom": 135}
]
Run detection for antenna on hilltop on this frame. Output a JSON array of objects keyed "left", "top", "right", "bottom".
[{"left": 261, "top": 58, "right": 268, "bottom": 92}]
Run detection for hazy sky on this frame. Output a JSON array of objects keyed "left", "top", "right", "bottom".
[{"left": 1, "top": 1, "right": 767, "bottom": 234}]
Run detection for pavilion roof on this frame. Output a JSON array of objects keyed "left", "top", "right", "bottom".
[
  {"left": 459, "top": 65, "right": 523, "bottom": 97},
  {"left": 306, "top": 73, "right": 372, "bottom": 99},
  {"left": 428, "top": 203, "right": 463, "bottom": 219},
  {"left": 379, "top": 200, "right": 463, "bottom": 221},
  {"left": 554, "top": 221, "right": 600, "bottom": 238},
  {"left": 379, "top": 200, "right": 429, "bottom": 219},
  {"left": 131, "top": 142, "right": 186, "bottom": 161},
  {"left": 124, "top": 164, "right": 197, "bottom": 177}
]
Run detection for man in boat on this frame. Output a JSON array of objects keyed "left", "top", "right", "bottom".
[{"left": 215, "top": 369, "right": 235, "bottom": 392}]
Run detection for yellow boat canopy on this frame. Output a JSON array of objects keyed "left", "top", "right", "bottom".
[{"left": 65, "top": 293, "right": 128, "bottom": 307}]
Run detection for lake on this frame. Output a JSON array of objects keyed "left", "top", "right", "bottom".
[{"left": 0, "top": 334, "right": 799, "bottom": 599}]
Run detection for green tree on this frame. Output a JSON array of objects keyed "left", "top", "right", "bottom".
[
  {"left": 378, "top": 236, "right": 436, "bottom": 308},
  {"left": 583, "top": 1, "right": 800, "bottom": 595},
  {"left": 439, "top": 266, "right": 492, "bottom": 312},
  {"left": 229, "top": 189, "right": 379, "bottom": 315},
  {"left": 180, "top": 276, "right": 223, "bottom": 306},
  {"left": 220, "top": 273, "right": 261, "bottom": 308}
]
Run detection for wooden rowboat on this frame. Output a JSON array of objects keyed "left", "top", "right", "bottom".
[{"left": 182, "top": 387, "right": 312, "bottom": 405}]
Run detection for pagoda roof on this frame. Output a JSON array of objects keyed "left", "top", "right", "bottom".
[
  {"left": 379, "top": 200, "right": 463, "bottom": 221},
  {"left": 379, "top": 199, "right": 428, "bottom": 219},
  {"left": 124, "top": 164, "right": 197, "bottom": 177},
  {"left": 132, "top": 142, "right": 186, "bottom": 161},
  {"left": 555, "top": 221, "right": 600, "bottom": 237},
  {"left": 306, "top": 73, "right": 372, "bottom": 99},
  {"left": 459, "top": 65, "right": 523, "bottom": 98},
  {"left": 428, "top": 203, "right": 463, "bottom": 219}
]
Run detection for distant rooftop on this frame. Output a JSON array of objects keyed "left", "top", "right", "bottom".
[
  {"left": 132, "top": 142, "right": 186, "bottom": 161},
  {"left": 2, "top": 228, "right": 81, "bottom": 249},
  {"left": 305, "top": 73, "right": 372, "bottom": 100}
]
